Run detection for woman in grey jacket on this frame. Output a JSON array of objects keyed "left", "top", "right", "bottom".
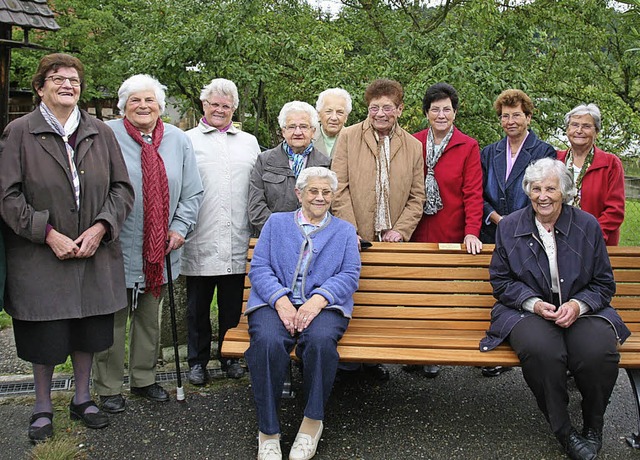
[{"left": 248, "top": 101, "right": 330, "bottom": 234}]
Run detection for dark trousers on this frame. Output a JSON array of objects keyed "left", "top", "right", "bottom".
[
  {"left": 245, "top": 306, "right": 349, "bottom": 435},
  {"left": 186, "top": 274, "right": 245, "bottom": 367},
  {"left": 509, "top": 315, "right": 620, "bottom": 438}
]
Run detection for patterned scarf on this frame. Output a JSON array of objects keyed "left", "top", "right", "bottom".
[
  {"left": 373, "top": 130, "right": 393, "bottom": 239},
  {"left": 423, "top": 126, "right": 454, "bottom": 215},
  {"left": 564, "top": 146, "right": 594, "bottom": 208},
  {"left": 123, "top": 117, "right": 169, "bottom": 297},
  {"left": 39, "top": 103, "right": 81, "bottom": 209},
  {"left": 284, "top": 141, "right": 313, "bottom": 178}
]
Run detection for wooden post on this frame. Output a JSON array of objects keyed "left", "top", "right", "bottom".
[{"left": 0, "top": 24, "right": 11, "bottom": 133}]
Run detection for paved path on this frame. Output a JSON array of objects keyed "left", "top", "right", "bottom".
[{"left": 1, "top": 364, "right": 638, "bottom": 459}]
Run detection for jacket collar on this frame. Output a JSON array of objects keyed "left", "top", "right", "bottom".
[
  {"left": 513, "top": 203, "right": 573, "bottom": 239},
  {"left": 28, "top": 107, "right": 98, "bottom": 166},
  {"left": 362, "top": 118, "right": 403, "bottom": 160},
  {"left": 492, "top": 129, "right": 541, "bottom": 189},
  {"left": 197, "top": 119, "right": 240, "bottom": 135}
]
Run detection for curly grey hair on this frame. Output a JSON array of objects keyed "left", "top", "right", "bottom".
[
  {"left": 117, "top": 74, "right": 166, "bottom": 114},
  {"left": 296, "top": 167, "right": 338, "bottom": 192},
  {"left": 277, "top": 101, "right": 319, "bottom": 131},
  {"left": 522, "top": 158, "right": 575, "bottom": 204}
]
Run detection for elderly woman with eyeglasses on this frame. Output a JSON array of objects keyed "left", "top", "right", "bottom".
[
  {"left": 0, "top": 53, "right": 134, "bottom": 441},
  {"left": 331, "top": 79, "right": 425, "bottom": 245},
  {"left": 246, "top": 167, "right": 360, "bottom": 460},
  {"left": 248, "top": 101, "right": 330, "bottom": 234},
  {"left": 557, "top": 104, "right": 625, "bottom": 246},
  {"left": 92, "top": 74, "right": 203, "bottom": 413},
  {"left": 480, "top": 89, "right": 556, "bottom": 245}
]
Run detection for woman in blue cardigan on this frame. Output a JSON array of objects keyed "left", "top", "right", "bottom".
[{"left": 245, "top": 167, "right": 361, "bottom": 460}]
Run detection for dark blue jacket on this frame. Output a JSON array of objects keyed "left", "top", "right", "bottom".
[
  {"left": 480, "top": 130, "right": 556, "bottom": 243},
  {"left": 480, "top": 204, "right": 630, "bottom": 352}
]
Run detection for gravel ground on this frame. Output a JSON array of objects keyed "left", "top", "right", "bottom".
[{"left": 1, "top": 327, "right": 640, "bottom": 459}]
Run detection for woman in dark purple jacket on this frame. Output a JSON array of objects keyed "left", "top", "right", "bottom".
[{"left": 480, "top": 158, "right": 629, "bottom": 460}]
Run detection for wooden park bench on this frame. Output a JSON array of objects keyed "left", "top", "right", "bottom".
[{"left": 221, "top": 241, "right": 640, "bottom": 448}]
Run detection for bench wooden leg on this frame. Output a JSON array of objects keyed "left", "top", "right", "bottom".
[
  {"left": 281, "top": 361, "right": 295, "bottom": 399},
  {"left": 625, "top": 369, "right": 640, "bottom": 448}
]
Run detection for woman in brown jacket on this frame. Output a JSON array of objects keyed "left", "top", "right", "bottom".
[
  {"left": 331, "top": 79, "right": 425, "bottom": 381},
  {"left": 331, "top": 79, "right": 425, "bottom": 244},
  {"left": 0, "top": 54, "right": 134, "bottom": 442}
]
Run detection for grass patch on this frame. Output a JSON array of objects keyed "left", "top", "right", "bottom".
[
  {"left": 620, "top": 199, "right": 640, "bottom": 246},
  {"left": 8, "top": 393, "right": 89, "bottom": 460},
  {"left": 0, "top": 310, "right": 11, "bottom": 329}
]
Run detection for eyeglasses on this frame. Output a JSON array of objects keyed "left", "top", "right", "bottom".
[
  {"left": 429, "top": 107, "right": 454, "bottom": 115},
  {"left": 368, "top": 105, "right": 396, "bottom": 115},
  {"left": 500, "top": 112, "right": 526, "bottom": 121},
  {"left": 306, "top": 188, "right": 333, "bottom": 197},
  {"left": 204, "top": 101, "right": 233, "bottom": 112},
  {"left": 45, "top": 75, "right": 82, "bottom": 87},
  {"left": 284, "top": 124, "right": 312, "bottom": 132},
  {"left": 568, "top": 122, "right": 595, "bottom": 131}
]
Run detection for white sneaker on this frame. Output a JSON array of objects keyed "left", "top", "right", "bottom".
[
  {"left": 258, "top": 437, "right": 282, "bottom": 460},
  {"left": 289, "top": 422, "right": 323, "bottom": 460}
]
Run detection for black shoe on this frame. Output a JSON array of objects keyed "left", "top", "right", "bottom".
[
  {"left": 69, "top": 399, "right": 110, "bottom": 429},
  {"left": 582, "top": 427, "right": 603, "bottom": 453},
  {"left": 131, "top": 383, "right": 169, "bottom": 402},
  {"left": 481, "top": 366, "right": 512, "bottom": 377},
  {"left": 28, "top": 412, "right": 53, "bottom": 443},
  {"left": 99, "top": 394, "right": 125, "bottom": 414},
  {"left": 221, "top": 359, "right": 245, "bottom": 379},
  {"left": 422, "top": 365, "right": 440, "bottom": 378},
  {"left": 364, "top": 364, "right": 390, "bottom": 381},
  {"left": 560, "top": 429, "right": 597, "bottom": 460},
  {"left": 188, "top": 364, "right": 209, "bottom": 385},
  {"left": 403, "top": 364, "right": 440, "bottom": 378}
]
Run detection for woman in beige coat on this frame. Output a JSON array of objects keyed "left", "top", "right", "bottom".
[
  {"left": 331, "top": 79, "right": 425, "bottom": 244},
  {"left": 330, "top": 79, "right": 424, "bottom": 381}
]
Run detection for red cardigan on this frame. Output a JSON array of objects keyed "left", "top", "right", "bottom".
[
  {"left": 410, "top": 127, "right": 483, "bottom": 243},
  {"left": 557, "top": 147, "right": 625, "bottom": 245}
]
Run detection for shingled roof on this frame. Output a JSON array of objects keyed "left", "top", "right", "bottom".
[{"left": 0, "top": 0, "right": 59, "bottom": 31}]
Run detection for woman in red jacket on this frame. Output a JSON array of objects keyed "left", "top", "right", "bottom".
[
  {"left": 407, "top": 83, "right": 483, "bottom": 378},
  {"left": 410, "top": 83, "right": 483, "bottom": 254},
  {"left": 557, "top": 104, "right": 625, "bottom": 245}
]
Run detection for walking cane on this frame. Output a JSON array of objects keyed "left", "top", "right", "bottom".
[{"left": 165, "top": 253, "right": 185, "bottom": 402}]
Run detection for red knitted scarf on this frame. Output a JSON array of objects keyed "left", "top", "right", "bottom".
[{"left": 124, "top": 117, "right": 169, "bottom": 297}]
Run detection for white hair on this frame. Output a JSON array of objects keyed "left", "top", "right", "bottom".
[
  {"left": 315, "top": 88, "right": 353, "bottom": 114},
  {"left": 296, "top": 167, "right": 338, "bottom": 192},
  {"left": 200, "top": 78, "right": 239, "bottom": 109},
  {"left": 277, "top": 101, "right": 319, "bottom": 130},
  {"left": 564, "top": 103, "right": 601, "bottom": 132},
  {"left": 117, "top": 74, "right": 167, "bottom": 114},
  {"left": 522, "top": 158, "right": 575, "bottom": 204}
]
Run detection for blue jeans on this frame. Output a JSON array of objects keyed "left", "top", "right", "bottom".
[{"left": 245, "top": 306, "right": 349, "bottom": 434}]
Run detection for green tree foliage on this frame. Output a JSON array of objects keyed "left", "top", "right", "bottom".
[{"left": 9, "top": 0, "right": 640, "bottom": 154}]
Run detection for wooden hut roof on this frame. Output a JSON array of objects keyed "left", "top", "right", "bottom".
[{"left": 0, "top": 0, "right": 59, "bottom": 31}]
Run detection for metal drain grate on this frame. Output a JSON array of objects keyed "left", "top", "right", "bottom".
[
  {"left": 0, "top": 378, "right": 72, "bottom": 396},
  {"left": 0, "top": 370, "right": 199, "bottom": 397}
]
